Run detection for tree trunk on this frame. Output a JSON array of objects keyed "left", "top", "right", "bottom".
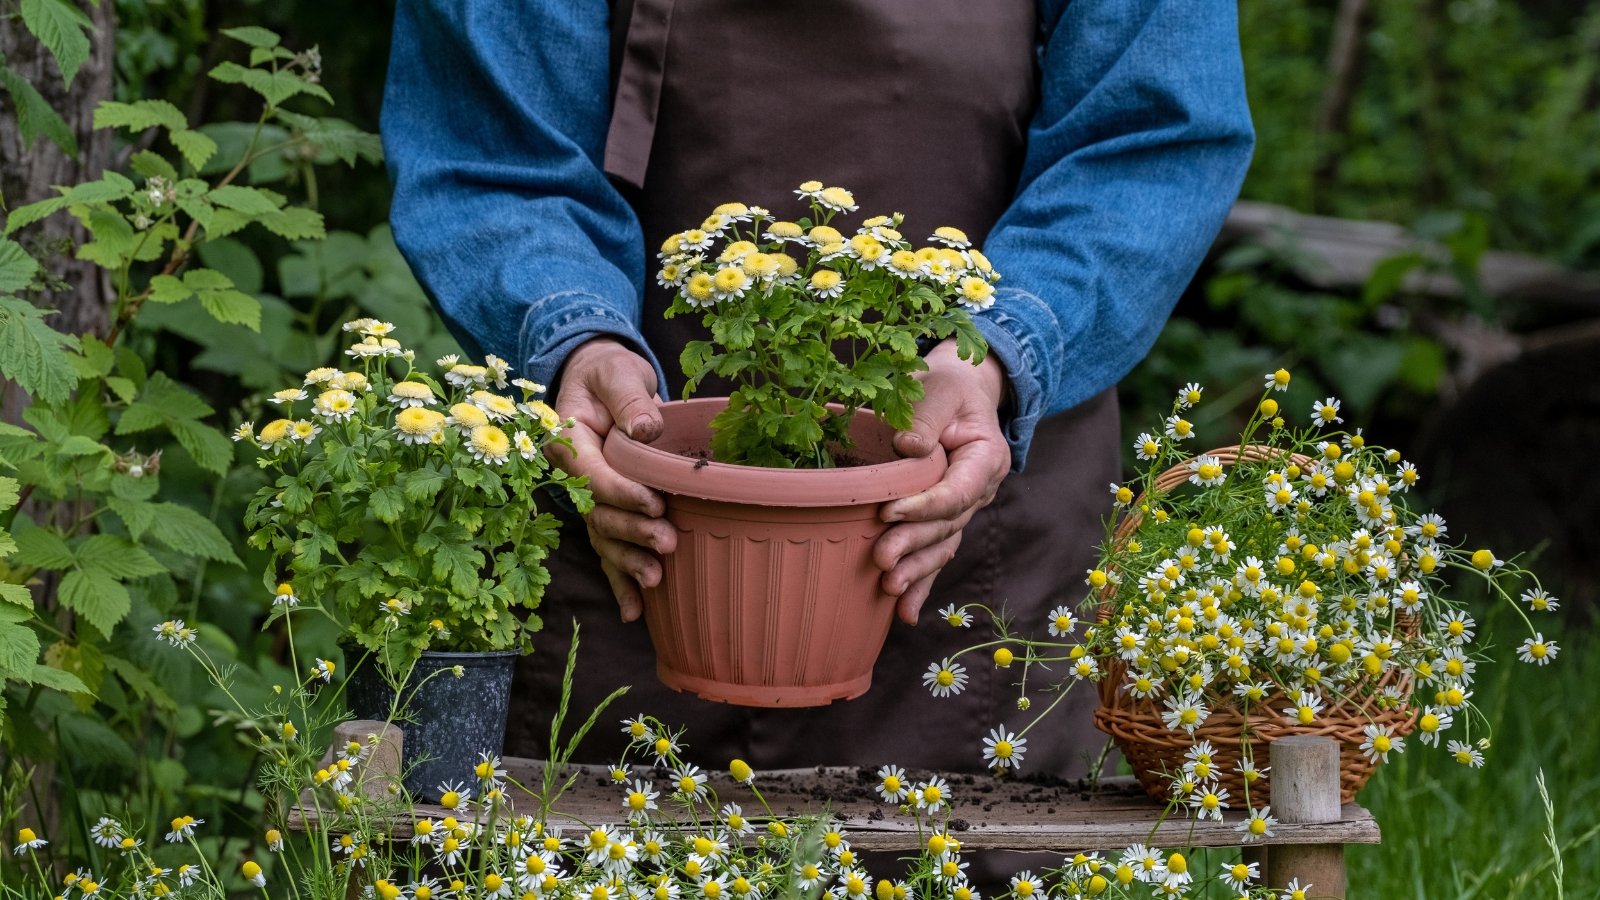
[{"left": 0, "top": 0, "right": 118, "bottom": 340}]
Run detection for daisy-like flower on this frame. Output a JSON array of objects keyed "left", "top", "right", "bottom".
[
  {"left": 470, "top": 390, "right": 520, "bottom": 422},
  {"left": 389, "top": 381, "right": 437, "bottom": 408},
  {"left": 446, "top": 364, "right": 490, "bottom": 388},
  {"left": 485, "top": 354, "right": 513, "bottom": 387},
  {"left": 1188, "top": 454, "right": 1225, "bottom": 488},
  {"left": 913, "top": 776, "right": 951, "bottom": 813},
  {"left": 1160, "top": 692, "right": 1209, "bottom": 734},
  {"left": 816, "top": 186, "right": 858, "bottom": 212},
  {"left": 313, "top": 388, "right": 358, "bottom": 422},
  {"left": 1311, "top": 397, "right": 1343, "bottom": 426},
  {"left": 274, "top": 583, "right": 299, "bottom": 606},
  {"left": 1238, "top": 805, "right": 1277, "bottom": 842},
  {"left": 1518, "top": 633, "right": 1558, "bottom": 665},
  {"left": 1119, "top": 845, "right": 1166, "bottom": 883},
  {"left": 1132, "top": 432, "right": 1161, "bottom": 461},
  {"left": 447, "top": 402, "right": 490, "bottom": 430},
  {"left": 303, "top": 367, "right": 339, "bottom": 385},
  {"left": 1188, "top": 782, "right": 1229, "bottom": 821},
  {"left": 1360, "top": 723, "right": 1404, "bottom": 763},
  {"left": 475, "top": 752, "right": 509, "bottom": 785},
  {"left": 437, "top": 780, "right": 472, "bottom": 810},
  {"left": 333, "top": 371, "right": 370, "bottom": 393},
  {"left": 1265, "top": 368, "right": 1291, "bottom": 392},
  {"left": 1282, "top": 877, "right": 1311, "bottom": 900},
  {"left": 257, "top": 418, "right": 294, "bottom": 450},
  {"left": 1047, "top": 606, "right": 1078, "bottom": 637},
  {"left": 312, "top": 658, "right": 336, "bottom": 682},
  {"left": 152, "top": 619, "right": 197, "bottom": 646},
  {"left": 938, "top": 604, "right": 973, "bottom": 628},
  {"left": 514, "top": 430, "right": 539, "bottom": 461},
  {"left": 1521, "top": 588, "right": 1560, "bottom": 612},
  {"left": 922, "top": 658, "right": 969, "bottom": 698},
  {"left": 794, "top": 181, "right": 824, "bottom": 200},
  {"left": 1156, "top": 419, "right": 1199, "bottom": 453},
  {"left": 672, "top": 764, "right": 709, "bottom": 801},
  {"left": 522, "top": 399, "right": 564, "bottom": 433},
  {"left": 1415, "top": 706, "right": 1454, "bottom": 747},
  {"left": 810, "top": 268, "right": 846, "bottom": 299},
  {"left": 1008, "top": 871, "right": 1039, "bottom": 899},
  {"left": 1108, "top": 482, "right": 1134, "bottom": 507},
  {"left": 394, "top": 407, "right": 446, "bottom": 445},
  {"left": 89, "top": 817, "right": 123, "bottom": 848},
  {"left": 165, "top": 815, "right": 203, "bottom": 842},
  {"left": 1282, "top": 690, "right": 1324, "bottom": 725},
  {"left": 712, "top": 265, "right": 751, "bottom": 301},
  {"left": 1175, "top": 382, "right": 1203, "bottom": 408},
  {"left": 291, "top": 420, "right": 321, "bottom": 442},
  {"left": 1448, "top": 739, "right": 1486, "bottom": 768},
  {"left": 622, "top": 779, "right": 658, "bottom": 818},
  {"left": 981, "top": 725, "right": 1027, "bottom": 771},
  {"left": 232, "top": 422, "right": 255, "bottom": 442},
  {"left": 269, "top": 387, "right": 309, "bottom": 405},
  {"left": 1220, "top": 860, "right": 1259, "bottom": 892},
  {"left": 957, "top": 276, "right": 995, "bottom": 312},
  {"left": 242, "top": 860, "right": 266, "bottom": 888},
  {"left": 929, "top": 226, "right": 971, "bottom": 248},
  {"left": 13, "top": 827, "right": 47, "bottom": 855},
  {"left": 722, "top": 802, "right": 754, "bottom": 836},
  {"left": 876, "top": 764, "right": 909, "bottom": 803}
]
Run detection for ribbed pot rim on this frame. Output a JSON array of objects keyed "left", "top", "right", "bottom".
[{"left": 603, "top": 398, "right": 946, "bottom": 507}]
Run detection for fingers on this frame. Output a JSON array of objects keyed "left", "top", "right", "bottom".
[
  {"left": 588, "top": 521, "right": 663, "bottom": 589},
  {"left": 895, "top": 570, "right": 941, "bottom": 626},
  {"left": 587, "top": 503, "right": 677, "bottom": 555},
  {"left": 894, "top": 382, "right": 960, "bottom": 459},
  {"left": 599, "top": 558, "right": 645, "bottom": 624},
  {"left": 873, "top": 511, "right": 971, "bottom": 574},
  {"left": 550, "top": 420, "right": 664, "bottom": 517},
  {"left": 881, "top": 532, "right": 964, "bottom": 622},
  {"left": 586, "top": 351, "right": 663, "bottom": 443},
  {"left": 883, "top": 438, "right": 1008, "bottom": 523}
]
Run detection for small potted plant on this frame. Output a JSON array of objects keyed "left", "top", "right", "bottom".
[
  {"left": 928, "top": 370, "right": 1561, "bottom": 808},
  {"left": 602, "top": 183, "right": 995, "bottom": 707},
  {"left": 242, "top": 319, "right": 591, "bottom": 800}
]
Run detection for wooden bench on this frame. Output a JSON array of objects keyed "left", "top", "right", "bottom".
[{"left": 293, "top": 724, "right": 1375, "bottom": 898}]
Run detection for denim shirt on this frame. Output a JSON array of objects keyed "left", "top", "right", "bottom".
[{"left": 381, "top": 0, "right": 1254, "bottom": 471}]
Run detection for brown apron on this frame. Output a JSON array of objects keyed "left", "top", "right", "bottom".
[{"left": 506, "top": 0, "right": 1121, "bottom": 779}]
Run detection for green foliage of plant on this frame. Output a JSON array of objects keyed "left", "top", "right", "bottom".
[
  {"left": 656, "top": 184, "right": 990, "bottom": 468},
  {"left": 242, "top": 327, "right": 591, "bottom": 671}
]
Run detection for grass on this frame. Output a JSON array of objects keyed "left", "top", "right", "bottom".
[{"left": 1346, "top": 606, "right": 1600, "bottom": 898}]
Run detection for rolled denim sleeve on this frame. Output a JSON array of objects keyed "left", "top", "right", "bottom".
[
  {"left": 978, "top": 0, "right": 1255, "bottom": 470},
  {"left": 381, "top": 0, "right": 667, "bottom": 393}
]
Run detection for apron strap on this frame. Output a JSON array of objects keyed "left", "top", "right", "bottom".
[{"left": 604, "top": 0, "right": 676, "bottom": 189}]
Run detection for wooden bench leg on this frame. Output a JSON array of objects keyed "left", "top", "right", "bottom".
[{"left": 1267, "top": 735, "right": 1347, "bottom": 899}]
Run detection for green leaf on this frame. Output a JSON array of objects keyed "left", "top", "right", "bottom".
[
  {"left": 1363, "top": 252, "right": 1426, "bottom": 307},
  {"left": 274, "top": 111, "right": 383, "bottom": 167},
  {"left": 102, "top": 654, "right": 174, "bottom": 711},
  {"left": 0, "top": 296, "right": 80, "bottom": 404},
  {"left": 196, "top": 237, "right": 264, "bottom": 294},
  {"left": 107, "top": 496, "right": 157, "bottom": 540},
  {"left": 116, "top": 372, "right": 213, "bottom": 434},
  {"left": 56, "top": 435, "right": 108, "bottom": 457},
  {"left": 0, "top": 618, "right": 40, "bottom": 677},
  {"left": 0, "top": 475, "right": 17, "bottom": 510},
  {"left": 76, "top": 535, "right": 166, "bottom": 580},
  {"left": 129, "top": 150, "right": 178, "bottom": 182},
  {"left": 400, "top": 466, "right": 448, "bottom": 503},
  {"left": 146, "top": 274, "right": 192, "bottom": 304},
  {"left": 369, "top": 485, "right": 405, "bottom": 524},
  {"left": 257, "top": 206, "right": 325, "bottom": 241},
  {"left": 57, "top": 569, "right": 131, "bottom": 637},
  {"left": 11, "top": 523, "right": 75, "bottom": 570},
  {"left": 418, "top": 532, "right": 484, "bottom": 597},
  {"left": 19, "top": 0, "right": 92, "bottom": 87},
  {"left": 169, "top": 129, "right": 218, "bottom": 171},
  {"left": 209, "top": 62, "right": 333, "bottom": 108},
  {"left": 23, "top": 663, "right": 89, "bottom": 694},
  {"left": 0, "top": 585, "right": 32, "bottom": 609},
  {"left": 4, "top": 197, "right": 68, "bottom": 235},
  {"left": 0, "top": 238, "right": 41, "bottom": 293},
  {"left": 92, "top": 99, "right": 188, "bottom": 133},
  {"left": 168, "top": 418, "right": 232, "bottom": 475},
  {"left": 220, "top": 25, "right": 281, "bottom": 48},
  {"left": 58, "top": 710, "right": 136, "bottom": 767},
  {"left": 198, "top": 288, "right": 262, "bottom": 330},
  {"left": 0, "top": 65, "right": 77, "bottom": 156},
  {"left": 208, "top": 185, "right": 283, "bottom": 217},
  {"left": 104, "top": 375, "right": 137, "bottom": 403},
  {"left": 146, "top": 503, "right": 240, "bottom": 565}
]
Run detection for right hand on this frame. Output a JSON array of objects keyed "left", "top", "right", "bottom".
[{"left": 549, "top": 338, "right": 677, "bottom": 622}]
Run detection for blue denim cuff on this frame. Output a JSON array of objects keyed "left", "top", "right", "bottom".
[
  {"left": 518, "top": 290, "right": 669, "bottom": 399},
  {"left": 971, "top": 286, "right": 1067, "bottom": 473}
]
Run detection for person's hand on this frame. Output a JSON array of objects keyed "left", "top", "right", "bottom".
[
  {"left": 875, "top": 339, "right": 1011, "bottom": 625},
  {"left": 549, "top": 337, "right": 677, "bottom": 622}
]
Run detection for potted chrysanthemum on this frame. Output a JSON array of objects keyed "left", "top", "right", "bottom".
[
  {"left": 928, "top": 371, "right": 1561, "bottom": 810},
  {"left": 602, "top": 183, "right": 994, "bottom": 707},
  {"left": 242, "top": 319, "right": 591, "bottom": 800}
]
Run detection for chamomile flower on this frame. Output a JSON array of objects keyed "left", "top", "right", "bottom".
[
  {"left": 1522, "top": 588, "right": 1560, "bottom": 612},
  {"left": 242, "top": 860, "right": 266, "bottom": 888},
  {"left": 1448, "top": 739, "right": 1486, "bottom": 767},
  {"left": 291, "top": 419, "right": 321, "bottom": 442},
  {"left": 475, "top": 752, "right": 509, "bottom": 785},
  {"left": 152, "top": 619, "right": 197, "bottom": 646},
  {"left": 923, "top": 658, "right": 969, "bottom": 698},
  {"left": 1047, "top": 606, "right": 1079, "bottom": 637},
  {"left": 1133, "top": 432, "right": 1162, "bottom": 460},
  {"left": 622, "top": 780, "right": 659, "bottom": 818},
  {"left": 672, "top": 765, "right": 709, "bottom": 801},
  {"left": 312, "top": 658, "right": 336, "bottom": 682},
  {"left": 1160, "top": 692, "right": 1209, "bottom": 734},
  {"left": 981, "top": 725, "right": 1026, "bottom": 770},
  {"left": 1415, "top": 706, "right": 1454, "bottom": 746},
  {"left": 1238, "top": 806, "right": 1277, "bottom": 841},
  {"left": 232, "top": 422, "right": 255, "bottom": 443},
  {"left": 1163, "top": 415, "right": 1195, "bottom": 442},
  {"left": 876, "top": 764, "right": 909, "bottom": 803},
  {"left": 1188, "top": 454, "right": 1225, "bottom": 487},
  {"left": 1175, "top": 382, "right": 1204, "bottom": 408},
  {"left": 1518, "top": 633, "right": 1558, "bottom": 665},
  {"left": 1360, "top": 723, "right": 1404, "bottom": 763},
  {"left": 394, "top": 407, "right": 446, "bottom": 444},
  {"left": 165, "top": 816, "right": 203, "bottom": 842},
  {"left": 1188, "top": 782, "right": 1229, "bottom": 821},
  {"left": 13, "top": 827, "right": 46, "bottom": 854},
  {"left": 1266, "top": 368, "right": 1291, "bottom": 391},
  {"left": 274, "top": 583, "right": 299, "bottom": 606},
  {"left": 270, "top": 388, "right": 309, "bottom": 405},
  {"left": 938, "top": 604, "right": 973, "bottom": 628},
  {"left": 912, "top": 776, "right": 951, "bottom": 813},
  {"left": 313, "top": 388, "right": 358, "bottom": 422},
  {"left": 389, "top": 381, "right": 437, "bottom": 407},
  {"left": 90, "top": 818, "right": 123, "bottom": 848}
]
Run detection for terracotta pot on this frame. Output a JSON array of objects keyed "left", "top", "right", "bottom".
[{"left": 602, "top": 398, "right": 946, "bottom": 707}]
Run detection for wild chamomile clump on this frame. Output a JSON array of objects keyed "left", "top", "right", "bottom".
[
  {"left": 933, "top": 370, "right": 1560, "bottom": 810},
  {"left": 241, "top": 320, "right": 591, "bottom": 670},
  {"left": 657, "top": 182, "right": 995, "bottom": 468}
]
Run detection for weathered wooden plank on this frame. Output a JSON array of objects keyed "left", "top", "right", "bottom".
[{"left": 287, "top": 759, "right": 1380, "bottom": 851}]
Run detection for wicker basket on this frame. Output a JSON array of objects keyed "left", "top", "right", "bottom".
[{"left": 1090, "top": 445, "right": 1418, "bottom": 805}]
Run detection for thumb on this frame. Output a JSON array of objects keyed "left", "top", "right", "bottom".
[
  {"left": 592, "top": 360, "right": 663, "bottom": 443},
  {"left": 894, "top": 385, "right": 960, "bottom": 459}
]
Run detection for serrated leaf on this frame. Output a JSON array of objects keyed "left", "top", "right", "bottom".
[
  {"left": 204, "top": 208, "right": 249, "bottom": 238},
  {"left": 209, "top": 61, "right": 333, "bottom": 108},
  {"left": 0, "top": 619, "right": 40, "bottom": 676},
  {"left": 169, "top": 129, "right": 218, "bottom": 171},
  {"left": 208, "top": 185, "right": 282, "bottom": 216},
  {"left": 63, "top": 172, "right": 135, "bottom": 204},
  {"left": 56, "top": 435, "right": 108, "bottom": 457},
  {"left": 198, "top": 288, "right": 261, "bottom": 330},
  {"left": 0, "top": 585, "right": 33, "bottom": 609},
  {"left": 0, "top": 475, "right": 18, "bottom": 510},
  {"left": 220, "top": 25, "right": 281, "bottom": 48},
  {"left": 181, "top": 268, "right": 234, "bottom": 291},
  {"left": 104, "top": 375, "right": 137, "bottom": 403},
  {"left": 23, "top": 663, "right": 89, "bottom": 694},
  {"left": 258, "top": 206, "right": 325, "bottom": 240},
  {"left": 0, "top": 297, "right": 79, "bottom": 404},
  {"left": 4, "top": 197, "right": 68, "bottom": 235},
  {"left": 11, "top": 524, "right": 74, "bottom": 570},
  {"left": 169, "top": 418, "right": 232, "bottom": 475},
  {"left": 400, "top": 466, "right": 447, "bottom": 503},
  {"left": 369, "top": 485, "right": 404, "bottom": 524},
  {"left": 146, "top": 502, "right": 239, "bottom": 565},
  {"left": 102, "top": 654, "right": 173, "bottom": 711},
  {"left": 58, "top": 569, "right": 130, "bottom": 637},
  {"left": 107, "top": 496, "right": 157, "bottom": 540},
  {"left": 58, "top": 711, "right": 135, "bottom": 766},
  {"left": 20, "top": 0, "right": 92, "bottom": 87},
  {"left": 92, "top": 99, "right": 187, "bottom": 133},
  {"left": 0, "top": 238, "right": 40, "bottom": 293},
  {"left": 116, "top": 372, "right": 213, "bottom": 435},
  {"left": 0, "top": 66, "right": 77, "bottom": 156},
  {"left": 76, "top": 535, "right": 166, "bottom": 579},
  {"left": 146, "top": 274, "right": 192, "bottom": 304},
  {"left": 129, "top": 150, "right": 179, "bottom": 182}
]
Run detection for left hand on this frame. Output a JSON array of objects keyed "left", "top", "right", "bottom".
[{"left": 875, "top": 338, "right": 1012, "bottom": 625}]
